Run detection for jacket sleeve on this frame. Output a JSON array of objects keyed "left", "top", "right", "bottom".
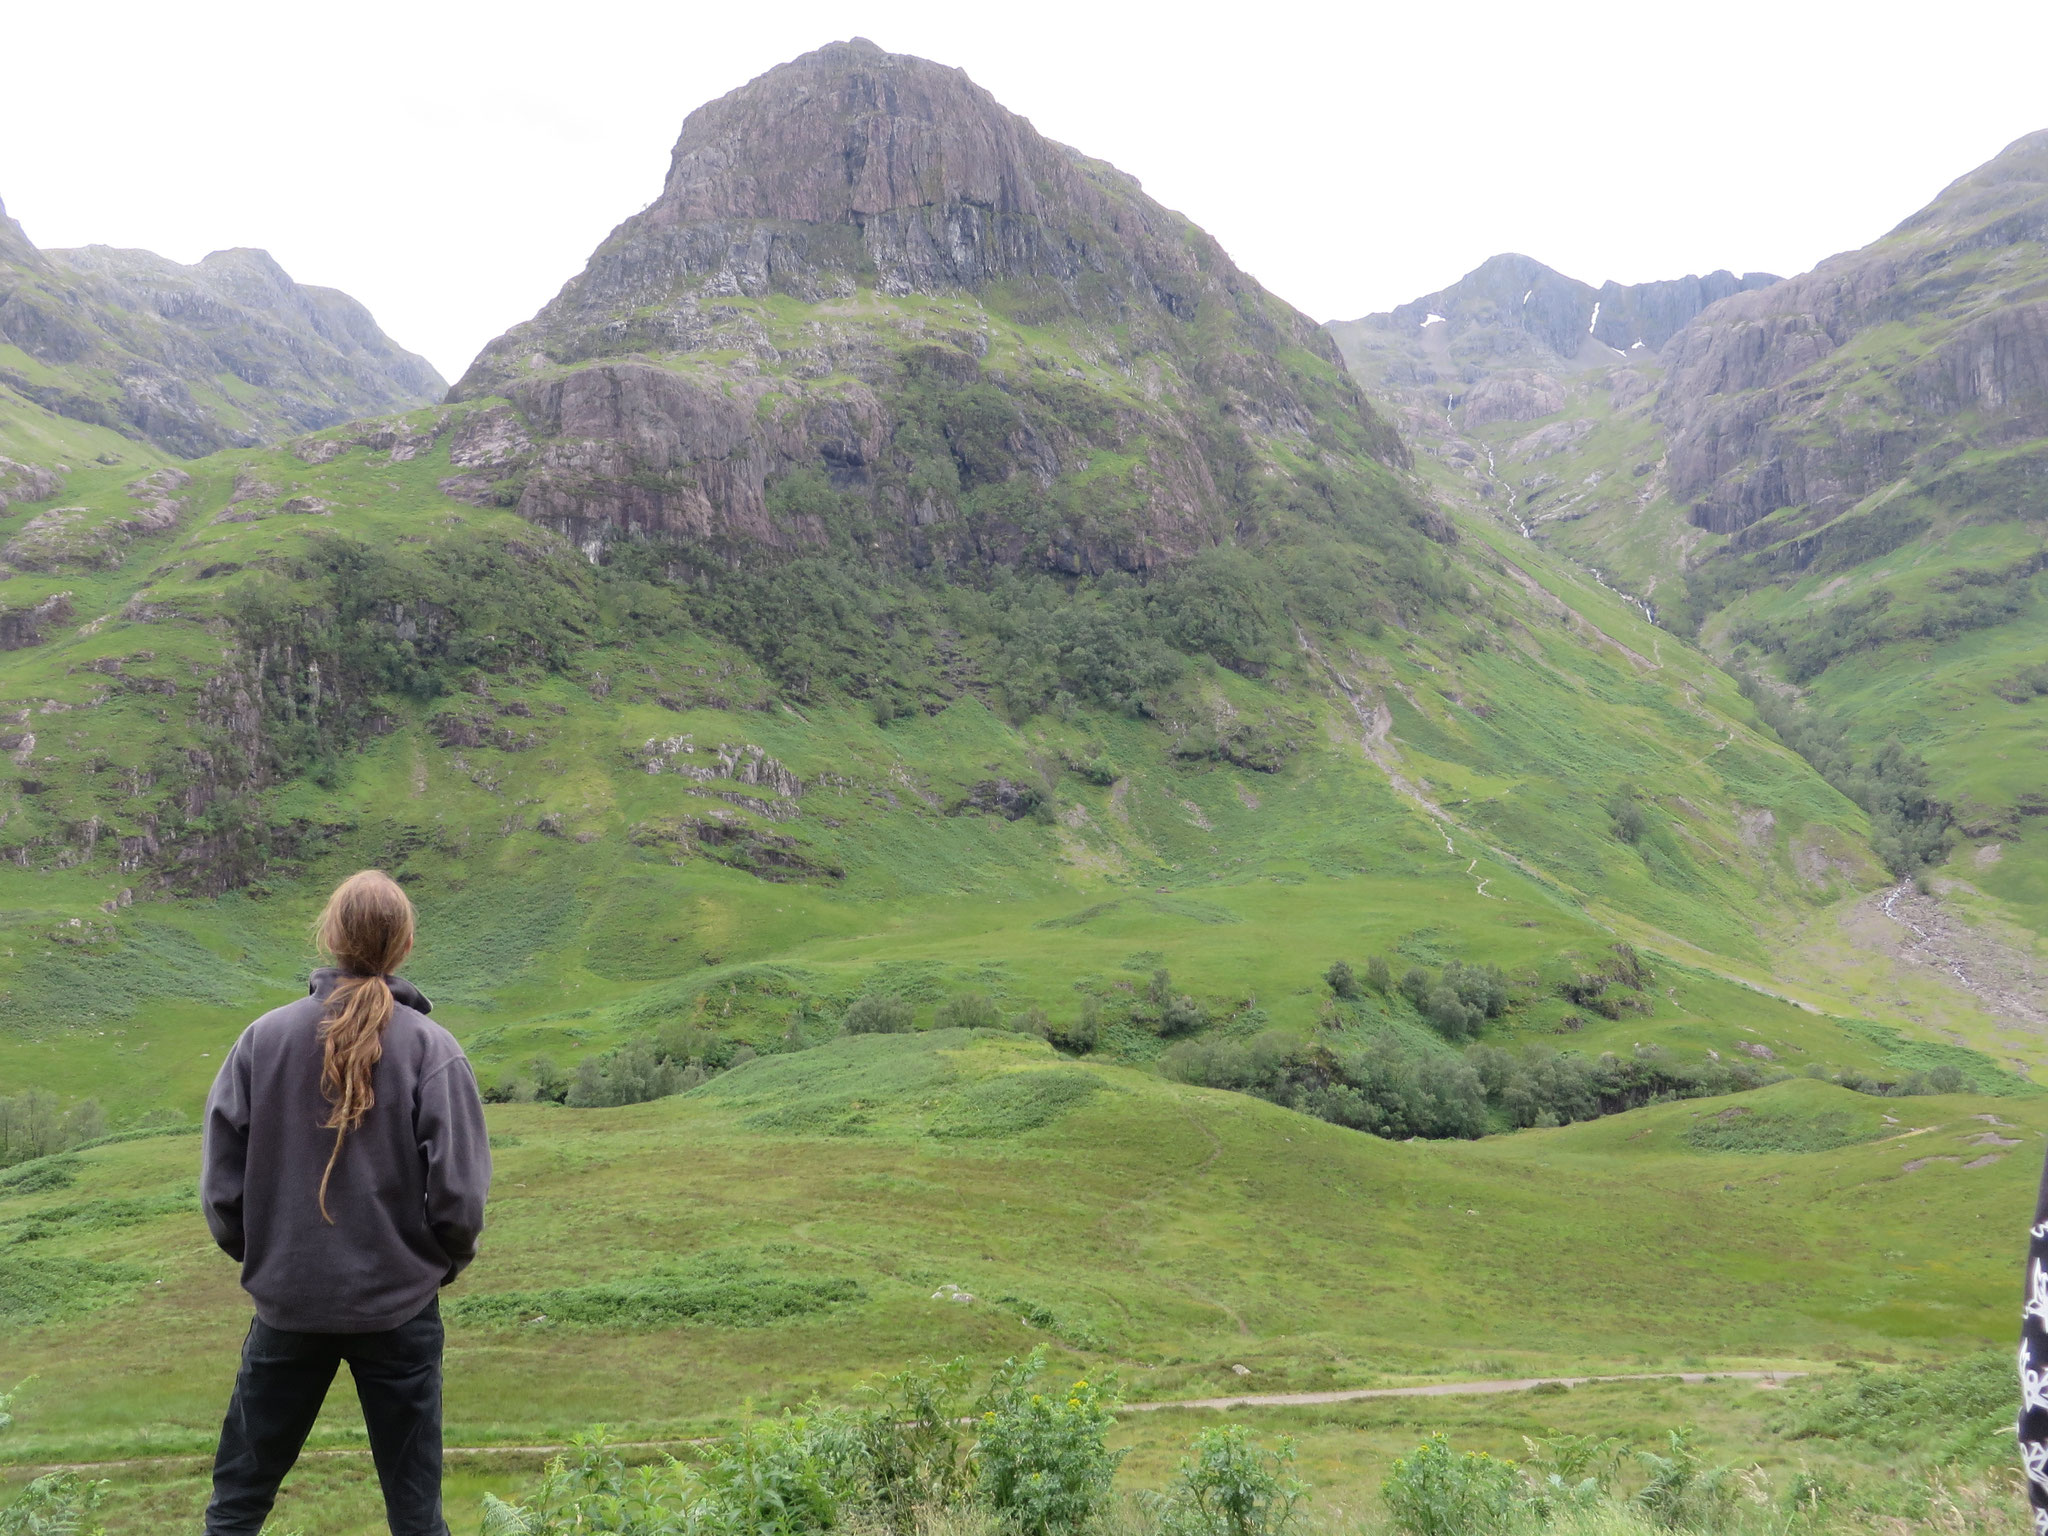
[
  {"left": 417, "top": 1054, "right": 492, "bottom": 1281},
  {"left": 2020, "top": 1153, "right": 2048, "bottom": 1529},
  {"left": 201, "top": 1035, "right": 252, "bottom": 1262}
]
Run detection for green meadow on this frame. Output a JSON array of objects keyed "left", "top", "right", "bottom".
[{"left": 2, "top": 1032, "right": 2039, "bottom": 1531}]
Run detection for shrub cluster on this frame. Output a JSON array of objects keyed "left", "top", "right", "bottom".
[
  {"left": 1399, "top": 961, "right": 1512, "bottom": 1042},
  {"left": 0, "top": 1089, "right": 106, "bottom": 1169},
  {"left": 480, "top": 1349, "right": 1132, "bottom": 1536},
  {"left": 1556, "top": 945, "right": 1652, "bottom": 1021},
  {"left": 844, "top": 993, "right": 916, "bottom": 1035},
  {"left": 1330, "top": 951, "right": 1519, "bottom": 1042},
  {"left": 1163, "top": 1033, "right": 1784, "bottom": 1140},
  {"left": 1993, "top": 660, "right": 2048, "bottom": 704},
  {"left": 1768, "top": 1350, "right": 2011, "bottom": 1466},
  {"left": 1147, "top": 1424, "right": 1304, "bottom": 1536},
  {"left": 1384, "top": 1428, "right": 1740, "bottom": 1536},
  {"left": 1806, "top": 1062, "right": 1965, "bottom": 1098},
  {"left": 1738, "top": 676, "right": 1949, "bottom": 875},
  {"left": 843, "top": 990, "right": 1044, "bottom": 1037},
  {"left": 497, "top": 982, "right": 1086, "bottom": 1115},
  {"left": 485, "top": 1026, "right": 755, "bottom": 1108},
  {"left": 1733, "top": 562, "right": 2037, "bottom": 686}
]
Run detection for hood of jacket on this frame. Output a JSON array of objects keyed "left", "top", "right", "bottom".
[{"left": 307, "top": 967, "right": 432, "bottom": 1015}]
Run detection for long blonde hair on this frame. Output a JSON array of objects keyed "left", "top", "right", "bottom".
[{"left": 312, "top": 869, "right": 416, "bottom": 1222}]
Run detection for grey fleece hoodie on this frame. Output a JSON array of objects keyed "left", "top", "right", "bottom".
[{"left": 202, "top": 969, "right": 491, "bottom": 1333}]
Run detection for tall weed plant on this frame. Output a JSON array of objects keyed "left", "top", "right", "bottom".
[
  {"left": 972, "top": 1349, "right": 1126, "bottom": 1536},
  {"left": 1147, "top": 1425, "right": 1304, "bottom": 1536},
  {"left": 0, "top": 1379, "right": 109, "bottom": 1536}
]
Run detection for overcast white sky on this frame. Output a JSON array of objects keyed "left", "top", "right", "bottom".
[{"left": 5, "top": 0, "right": 2045, "bottom": 385}]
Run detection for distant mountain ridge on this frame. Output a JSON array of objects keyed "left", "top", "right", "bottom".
[
  {"left": 1331, "top": 254, "right": 1780, "bottom": 384},
  {"left": 0, "top": 198, "right": 443, "bottom": 458}
]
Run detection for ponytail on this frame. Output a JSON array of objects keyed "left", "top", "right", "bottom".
[{"left": 310, "top": 870, "right": 416, "bottom": 1222}]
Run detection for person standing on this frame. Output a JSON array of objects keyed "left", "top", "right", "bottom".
[
  {"left": 201, "top": 869, "right": 491, "bottom": 1536},
  {"left": 2022, "top": 1143, "right": 2048, "bottom": 1531}
]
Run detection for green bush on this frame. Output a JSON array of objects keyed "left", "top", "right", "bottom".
[
  {"left": 1323, "top": 961, "right": 1358, "bottom": 1000},
  {"left": 478, "top": 1416, "right": 852, "bottom": 1536},
  {"left": 526, "top": 1056, "right": 570, "bottom": 1104},
  {"left": 1148, "top": 547, "right": 1284, "bottom": 671},
  {"left": 850, "top": 1358, "right": 973, "bottom": 1533},
  {"left": 972, "top": 1348, "right": 1125, "bottom": 1536},
  {"left": 1382, "top": 1434, "right": 1518, "bottom": 1536},
  {"left": 934, "top": 993, "right": 1002, "bottom": 1031},
  {"left": 1400, "top": 962, "right": 1515, "bottom": 1048},
  {"left": 0, "top": 1089, "right": 106, "bottom": 1169},
  {"left": 1737, "top": 677, "right": 1951, "bottom": 875},
  {"left": 1158, "top": 993, "right": 1207, "bottom": 1038},
  {"left": 1151, "top": 1425, "right": 1305, "bottom": 1536},
  {"left": 1630, "top": 1430, "right": 1735, "bottom": 1529},
  {"left": 844, "top": 994, "right": 915, "bottom": 1035},
  {"left": 1609, "top": 785, "right": 1649, "bottom": 844},
  {"left": 480, "top": 1430, "right": 686, "bottom": 1535},
  {"left": 0, "top": 1471, "right": 108, "bottom": 1536},
  {"left": 1516, "top": 1433, "right": 1626, "bottom": 1522},
  {"left": 1040, "top": 1002, "right": 1099, "bottom": 1056},
  {"left": 0, "top": 1157, "right": 78, "bottom": 1197},
  {"left": 567, "top": 1040, "right": 685, "bottom": 1108},
  {"left": 695, "top": 1414, "right": 846, "bottom": 1536},
  {"left": 1161, "top": 1031, "right": 1488, "bottom": 1140}
]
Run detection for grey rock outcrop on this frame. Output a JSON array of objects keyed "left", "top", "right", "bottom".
[
  {"left": 1658, "top": 128, "right": 2048, "bottom": 534},
  {"left": 1462, "top": 372, "right": 1567, "bottom": 427},
  {"left": 0, "top": 455, "right": 63, "bottom": 512}
]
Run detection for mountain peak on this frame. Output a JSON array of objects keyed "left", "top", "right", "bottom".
[
  {"left": 642, "top": 38, "right": 1075, "bottom": 241},
  {"left": 0, "top": 194, "right": 44, "bottom": 270},
  {"left": 1341, "top": 256, "right": 1779, "bottom": 368},
  {"left": 447, "top": 41, "right": 1414, "bottom": 574}
]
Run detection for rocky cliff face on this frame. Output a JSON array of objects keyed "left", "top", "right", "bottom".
[
  {"left": 0, "top": 200, "right": 444, "bottom": 457},
  {"left": 1657, "top": 130, "right": 2048, "bottom": 535},
  {"left": 450, "top": 38, "right": 1416, "bottom": 574}
]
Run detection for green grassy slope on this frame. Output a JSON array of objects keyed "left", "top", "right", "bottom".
[{"left": 0, "top": 390, "right": 1974, "bottom": 1131}]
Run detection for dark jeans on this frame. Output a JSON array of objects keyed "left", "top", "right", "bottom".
[{"left": 205, "top": 1297, "right": 447, "bottom": 1536}]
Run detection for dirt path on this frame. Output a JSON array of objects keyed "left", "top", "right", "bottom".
[
  {"left": 1120, "top": 1368, "right": 1804, "bottom": 1412},
  {"left": 21, "top": 1371, "right": 1807, "bottom": 1476}
]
